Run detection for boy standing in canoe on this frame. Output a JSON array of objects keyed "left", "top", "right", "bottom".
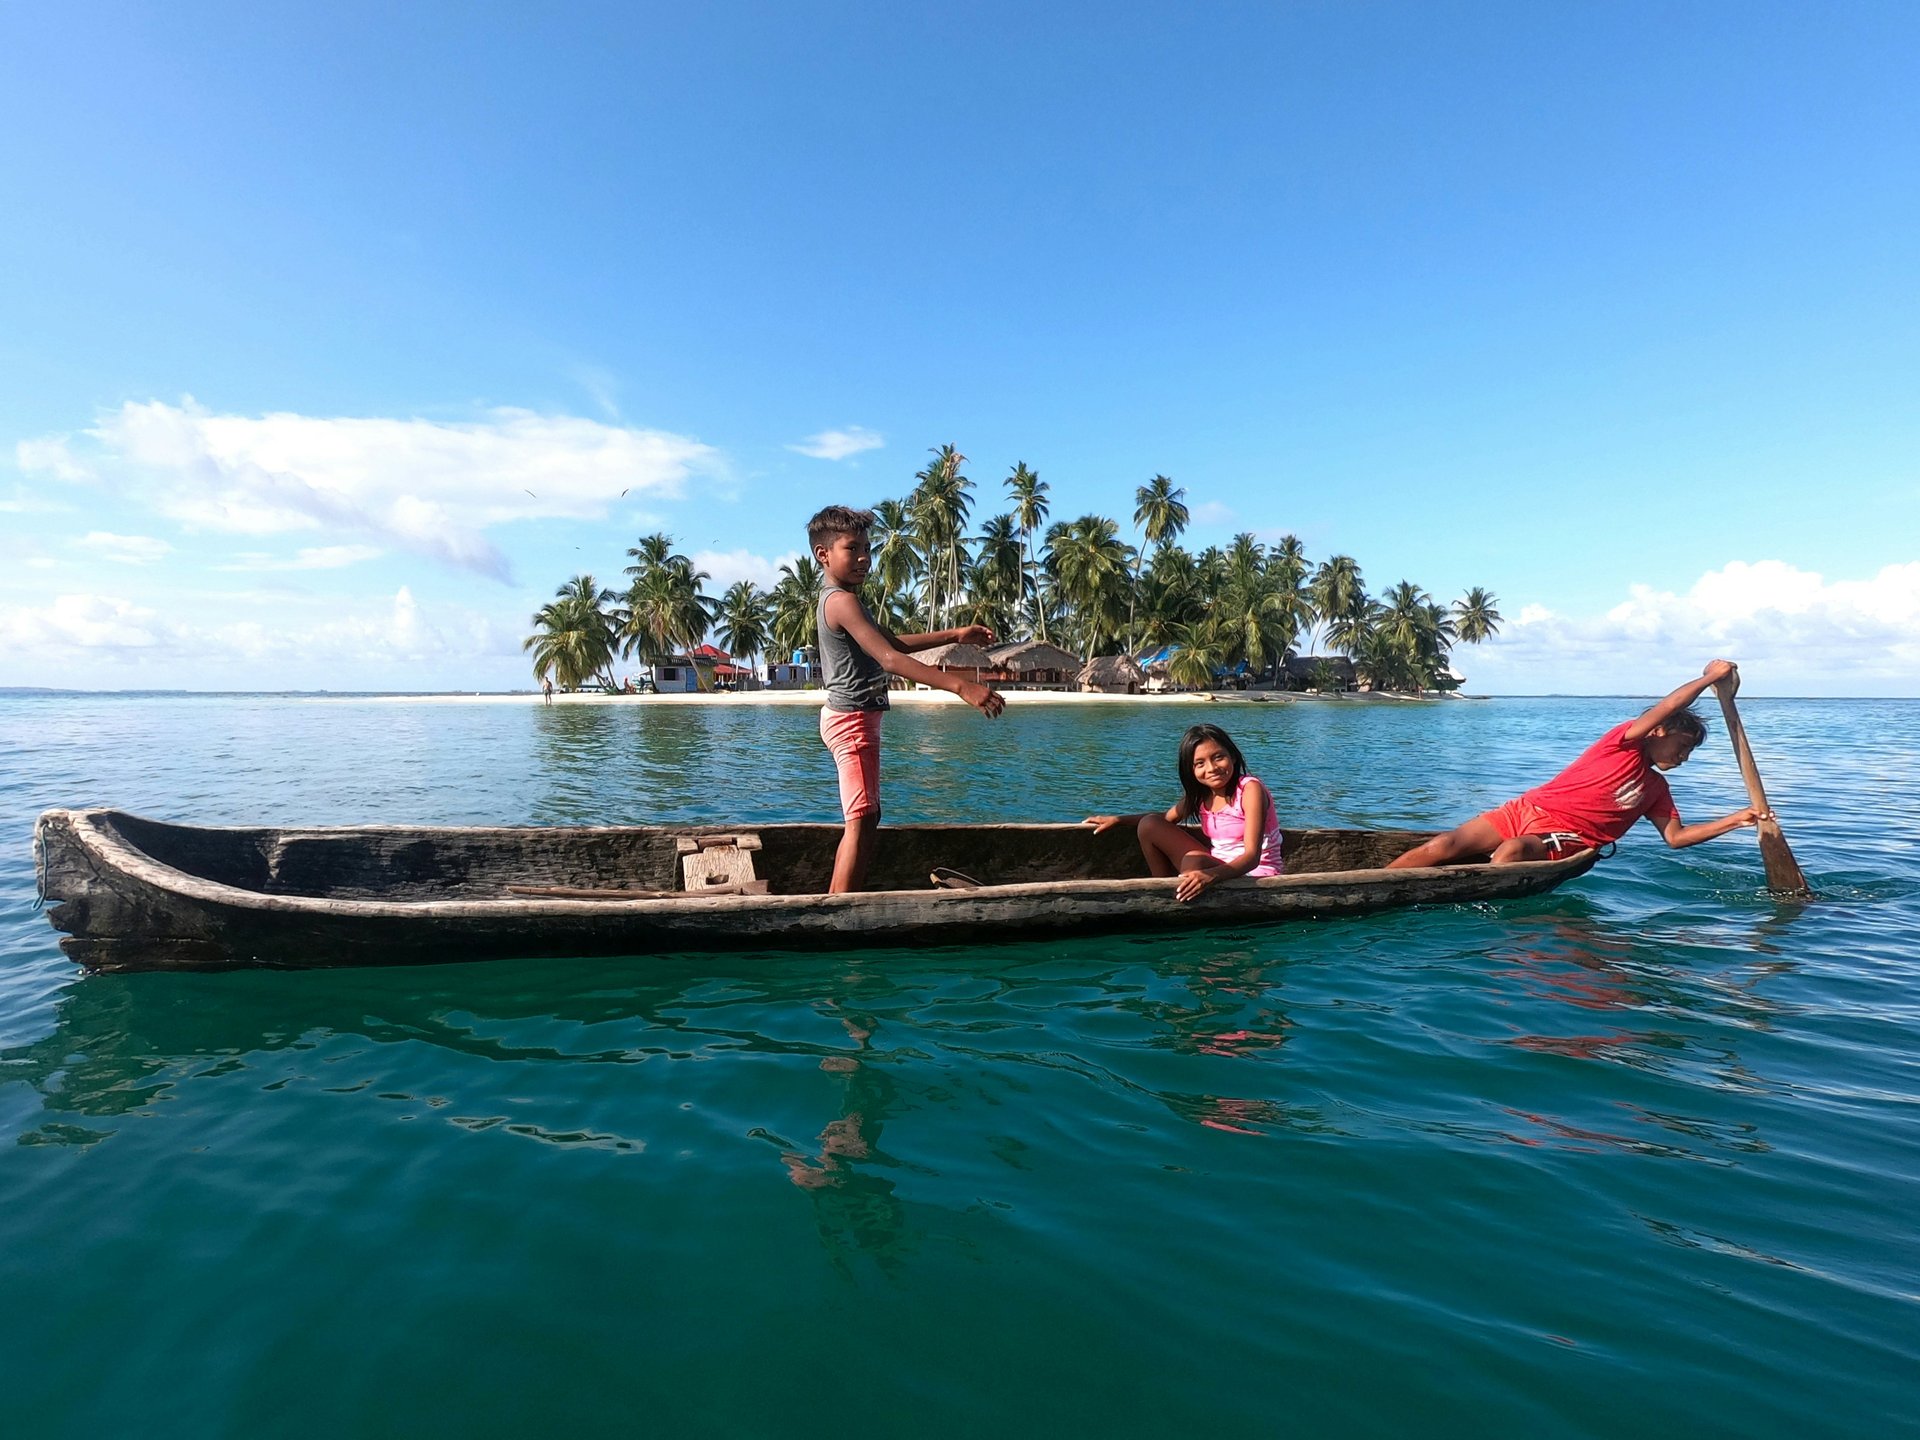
[
  {"left": 1386, "top": 659, "right": 1766, "bottom": 868},
  {"left": 810, "top": 505, "right": 1006, "bottom": 893}
]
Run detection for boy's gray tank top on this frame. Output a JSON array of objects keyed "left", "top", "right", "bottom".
[{"left": 817, "top": 585, "right": 890, "bottom": 712}]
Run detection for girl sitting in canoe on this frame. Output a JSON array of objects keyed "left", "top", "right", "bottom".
[{"left": 1085, "top": 723, "right": 1284, "bottom": 901}]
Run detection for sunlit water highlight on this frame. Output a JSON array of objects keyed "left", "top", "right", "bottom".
[{"left": 1, "top": 694, "right": 1915, "bottom": 1437}]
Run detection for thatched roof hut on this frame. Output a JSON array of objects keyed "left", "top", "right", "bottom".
[
  {"left": 917, "top": 642, "right": 995, "bottom": 674},
  {"left": 988, "top": 640, "right": 1082, "bottom": 674},
  {"left": 986, "top": 640, "right": 1082, "bottom": 688},
  {"left": 1079, "top": 654, "right": 1145, "bottom": 694}
]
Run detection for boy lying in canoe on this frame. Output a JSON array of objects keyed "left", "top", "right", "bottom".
[{"left": 1386, "top": 659, "right": 1767, "bottom": 868}]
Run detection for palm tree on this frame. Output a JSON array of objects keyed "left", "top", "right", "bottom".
[
  {"left": 1376, "top": 580, "right": 1435, "bottom": 644},
  {"left": 1267, "top": 535, "right": 1308, "bottom": 598},
  {"left": 1453, "top": 587, "right": 1503, "bottom": 644},
  {"left": 1136, "top": 543, "right": 1204, "bottom": 651},
  {"left": 1264, "top": 537, "right": 1315, "bottom": 674},
  {"left": 1165, "top": 617, "right": 1226, "bottom": 691},
  {"left": 871, "top": 585, "right": 927, "bottom": 636},
  {"left": 1214, "top": 562, "right": 1297, "bottom": 678},
  {"left": 968, "top": 512, "right": 1026, "bottom": 637},
  {"left": 523, "top": 574, "right": 619, "bottom": 691},
  {"left": 1309, "top": 555, "right": 1367, "bottom": 656},
  {"left": 1224, "top": 532, "right": 1265, "bottom": 591},
  {"left": 1136, "top": 476, "right": 1191, "bottom": 551},
  {"left": 1324, "top": 602, "right": 1374, "bottom": 659},
  {"left": 869, "top": 498, "right": 923, "bottom": 614},
  {"left": 715, "top": 581, "right": 770, "bottom": 680},
  {"left": 1351, "top": 618, "right": 1411, "bottom": 693},
  {"left": 1046, "top": 514, "right": 1135, "bottom": 658},
  {"left": 1267, "top": 534, "right": 1306, "bottom": 581},
  {"left": 1365, "top": 581, "right": 1453, "bottom": 691},
  {"left": 1129, "top": 475, "right": 1189, "bottom": 648},
  {"left": 910, "top": 445, "right": 972, "bottom": 628},
  {"left": 620, "top": 534, "right": 716, "bottom": 680},
  {"left": 1006, "top": 463, "right": 1051, "bottom": 641},
  {"left": 1194, "top": 545, "right": 1228, "bottom": 601},
  {"left": 624, "top": 532, "right": 674, "bottom": 575},
  {"left": 768, "top": 556, "right": 824, "bottom": 661}
]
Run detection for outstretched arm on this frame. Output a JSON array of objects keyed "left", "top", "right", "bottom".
[
  {"left": 1625, "top": 659, "right": 1737, "bottom": 741},
  {"left": 1658, "top": 806, "right": 1758, "bottom": 852},
  {"left": 826, "top": 592, "right": 1005, "bottom": 718},
  {"left": 1654, "top": 806, "right": 1764, "bottom": 849},
  {"left": 895, "top": 623, "right": 995, "bottom": 653}
]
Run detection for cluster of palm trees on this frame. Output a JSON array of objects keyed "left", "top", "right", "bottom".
[
  {"left": 524, "top": 447, "right": 1503, "bottom": 692},
  {"left": 520, "top": 538, "right": 708, "bottom": 692}
]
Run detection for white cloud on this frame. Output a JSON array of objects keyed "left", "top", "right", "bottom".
[
  {"left": 77, "top": 531, "right": 173, "bottom": 565},
  {"left": 0, "top": 488, "right": 75, "bottom": 514},
  {"left": 0, "top": 593, "right": 180, "bottom": 652},
  {"left": 0, "top": 586, "right": 519, "bottom": 682},
  {"left": 693, "top": 548, "right": 803, "bottom": 592},
  {"left": 1464, "top": 560, "right": 1920, "bottom": 694},
  {"left": 1191, "top": 500, "right": 1235, "bottom": 526},
  {"left": 1, "top": 533, "right": 64, "bottom": 572},
  {"left": 217, "top": 545, "right": 386, "bottom": 572},
  {"left": 787, "top": 426, "right": 884, "bottom": 461},
  {"left": 14, "top": 436, "right": 94, "bottom": 483},
  {"left": 18, "top": 400, "right": 725, "bottom": 582},
  {"left": 271, "top": 585, "right": 443, "bottom": 663}
]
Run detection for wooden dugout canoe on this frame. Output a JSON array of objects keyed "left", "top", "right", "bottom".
[{"left": 33, "top": 808, "right": 1601, "bottom": 974}]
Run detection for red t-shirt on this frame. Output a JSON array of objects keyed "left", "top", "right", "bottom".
[{"left": 1522, "top": 721, "right": 1678, "bottom": 846}]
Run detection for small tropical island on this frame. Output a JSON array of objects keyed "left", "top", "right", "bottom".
[{"left": 524, "top": 447, "right": 1502, "bottom": 697}]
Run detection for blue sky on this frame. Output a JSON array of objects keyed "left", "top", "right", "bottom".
[{"left": 3, "top": 1, "right": 1916, "bottom": 693}]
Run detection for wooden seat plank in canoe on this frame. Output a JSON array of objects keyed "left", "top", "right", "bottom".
[{"left": 33, "top": 808, "right": 1601, "bottom": 974}]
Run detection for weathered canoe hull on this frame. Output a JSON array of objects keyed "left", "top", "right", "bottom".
[{"left": 34, "top": 809, "right": 1600, "bottom": 974}]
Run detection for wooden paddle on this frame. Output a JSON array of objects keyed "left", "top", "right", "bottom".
[{"left": 1712, "top": 668, "right": 1811, "bottom": 897}]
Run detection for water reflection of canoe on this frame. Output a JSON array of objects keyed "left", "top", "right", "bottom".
[{"left": 34, "top": 808, "right": 1600, "bottom": 974}]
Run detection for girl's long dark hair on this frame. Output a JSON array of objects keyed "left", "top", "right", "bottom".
[{"left": 1176, "top": 724, "right": 1248, "bottom": 821}]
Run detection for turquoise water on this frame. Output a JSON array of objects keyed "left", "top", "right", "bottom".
[{"left": 2, "top": 694, "right": 1915, "bottom": 1438}]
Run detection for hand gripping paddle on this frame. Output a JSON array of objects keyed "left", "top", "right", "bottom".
[{"left": 1713, "top": 668, "right": 1811, "bottom": 898}]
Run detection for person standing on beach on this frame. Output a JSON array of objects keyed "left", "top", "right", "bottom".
[
  {"left": 1386, "top": 659, "right": 1765, "bottom": 868},
  {"left": 810, "top": 505, "right": 1006, "bottom": 892}
]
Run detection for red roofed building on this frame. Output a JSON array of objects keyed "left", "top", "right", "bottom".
[{"left": 688, "top": 643, "right": 760, "bottom": 691}]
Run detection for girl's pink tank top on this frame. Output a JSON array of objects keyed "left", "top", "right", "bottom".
[{"left": 1199, "top": 776, "right": 1284, "bottom": 876}]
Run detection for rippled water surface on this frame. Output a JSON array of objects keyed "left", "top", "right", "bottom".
[{"left": 2, "top": 694, "right": 1916, "bottom": 1437}]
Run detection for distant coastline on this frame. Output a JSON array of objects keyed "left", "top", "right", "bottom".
[
  {"left": 0, "top": 695, "right": 1889, "bottom": 706},
  {"left": 354, "top": 688, "right": 1470, "bottom": 707},
  {"left": 0, "top": 685, "right": 1461, "bottom": 705}
]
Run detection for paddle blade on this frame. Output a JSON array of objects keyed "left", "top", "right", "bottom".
[
  {"left": 1712, "top": 672, "right": 1812, "bottom": 900},
  {"left": 1756, "top": 817, "right": 1811, "bottom": 897}
]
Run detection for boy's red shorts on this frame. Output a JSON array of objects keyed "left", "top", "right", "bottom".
[
  {"left": 1481, "top": 799, "right": 1595, "bottom": 859},
  {"left": 820, "top": 708, "right": 883, "bottom": 820}
]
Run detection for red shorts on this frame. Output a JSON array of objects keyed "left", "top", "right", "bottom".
[
  {"left": 1481, "top": 799, "right": 1595, "bottom": 859},
  {"left": 820, "top": 708, "right": 883, "bottom": 820}
]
